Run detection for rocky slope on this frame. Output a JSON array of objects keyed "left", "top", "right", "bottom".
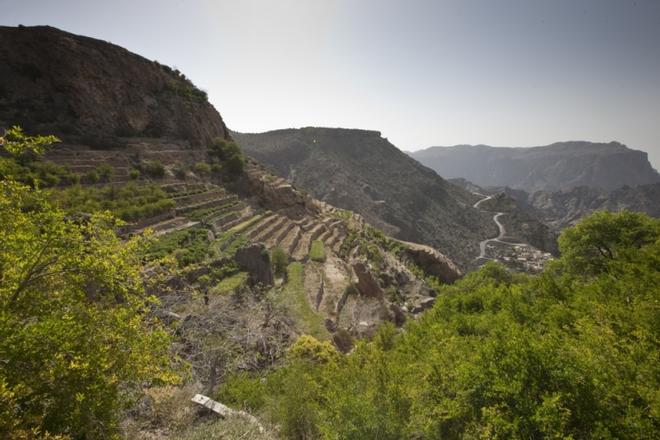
[
  {"left": 235, "top": 128, "right": 496, "bottom": 268},
  {"left": 0, "top": 25, "right": 229, "bottom": 147},
  {"left": 1, "top": 27, "right": 462, "bottom": 435},
  {"left": 507, "top": 183, "right": 660, "bottom": 230},
  {"left": 411, "top": 141, "right": 660, "bottom": 192}
]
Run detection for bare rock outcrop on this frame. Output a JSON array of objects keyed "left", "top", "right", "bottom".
[
  {"left": 0, "top": 25, "right": 230, "bottom": 147},
  {"left": 400, "top": 242, "right": 462, "bottom": 284},
  {"left": 234, "top": 244, "right": 274, "bottom": 286}
]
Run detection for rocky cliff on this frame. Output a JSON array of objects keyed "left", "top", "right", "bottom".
[
  {"left": 235, "top": 128, "right": 497, "bottom": 268},
  {"left": 0, "top": 25, "right": 230, "bottom": 147},
  {"left": 411, "top": 141, "right": 660, "bottom": 192},
  {"left": 512, "top": 183, "right": 660, "bottom": 230}
]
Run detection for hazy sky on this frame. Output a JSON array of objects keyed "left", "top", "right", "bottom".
[{"left": 3, "top": 0, "right": 660, "bottom": 168}]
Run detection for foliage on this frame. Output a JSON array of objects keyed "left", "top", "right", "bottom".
[
  {"left": 208, "top": 138, "right": 245, "bottom": 176},
  {"left": 0, "top": 180, "right": 177, "bottom": 439},
  {"left": 0, "top": 127, "right": 79, "bottom": 188},
  {"left": 96, "top": 163, "right": 114, "bottom": 182},
  {"left": 50, "top": 182, "right": 175, "bottom": 222},
  {"left": 308, "top": 240, "right": 326, "bottom": 262},
  {"left": 139, "top": 160, "right": 165, "bottom": 179},
  {"left": 0, "top": 125, "right": 59, "bottom": 157},
  {"left": 250, "top": 211, "right": 660, "bottom": 439},
  {"left": 144, "top": 227, "right": 210, "bottom": 267},
  {"left": 209, "top": 272, "right": 248, "bottom": 295},
  {"left": 271, "top": 247, "right": 289, "bottom": 277},
  {"left": 193, "top": 161, "right": 211, "bottom": 176}
]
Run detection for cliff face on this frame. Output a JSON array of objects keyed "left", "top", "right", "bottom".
[
  {"left": 522, "top": 183, "right": 660, "bottom": 230},
  {"left": 235, "top": 127, "right": 497, "bottom": 268},
  {"left": 411, "top": 141, "right": 660, "bottom": 193},
  {"left": 0, "top": 25, "right": 230, "bottom": 147}
]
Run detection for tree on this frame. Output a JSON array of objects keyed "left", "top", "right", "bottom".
[
  {"left": 0, "top": 181, "right": 178, "bottom": 437},
  {"left": 271, "top": 247, "right": 289, "bottom": 277},
  {"left": 558, "top": 210, "right": 660, "bottom": 275},
  {"left": 208, "top": 138, "right": 245, "bottom": 176}
]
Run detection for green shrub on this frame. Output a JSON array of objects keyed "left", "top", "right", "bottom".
[
  {"left": 271, "top": 247, "right": 289, "bottom": 276},
  {"left": 129, "top": 168, "right": 140, "bottom": 180},
  {"left": 208, "top": 138, "right": 245, "bottom": 176},
  {"left": 194, "top": 161, "right": 211, "bottom": 176},
  {"left": 84, "top": 169, "right": 100, "bottom": 184},
  {"left": 96, "top": 163, "right": 113, "bottom": 182},
  {"left": 141, "top": 160, "right": 165, "bottom": 178}
]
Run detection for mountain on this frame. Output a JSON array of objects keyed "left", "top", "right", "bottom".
[
  {"left": 411, "top": 141, "right": 660, "bottom": 193},
  {"left": 234, "top": 128, "right": 497, "bottom": 268},
  {"left": 1, "top": 26, "right": 463, "bottom": 437},
  {"left": 512, "top": 183, "right": 660, "bottom": 230}
]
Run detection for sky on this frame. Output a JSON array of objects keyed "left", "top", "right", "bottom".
[{"left": 2, "top": 0, "right": 660, "bottom": 168}]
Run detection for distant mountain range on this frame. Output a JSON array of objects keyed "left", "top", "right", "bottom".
[
  {"left": 410, "top": 142, "right": 660, "bottom": 193},
  {"left": 507, "top": 183, "right": 660, "bottom": 230},
  {"left": 235, "top": 128, "right": 496, "bottom": 268}
]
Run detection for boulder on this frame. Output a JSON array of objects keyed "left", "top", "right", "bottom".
[
  {"left": 234, "top": 243, "right": 273, "bottom": 286},
  {"left": 352, "top": 262, "right": 384, "bottom": 298}
]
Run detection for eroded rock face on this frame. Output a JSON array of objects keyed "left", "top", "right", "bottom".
[
  {"left": 352, "top": 262, "right": 385, "bottom": 298},
  {"left": 401, "top": 244, "right": 462, "bottom": 284},
  {"left": 0, "top": 25, "right": 230, "bottom": 147},
  {"left": 234, "top": 244, "right": 273, "bottom": 286}
]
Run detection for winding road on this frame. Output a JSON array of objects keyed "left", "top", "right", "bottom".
[{"left": 473, "top": 193, "right": 527, "bottom": 260}]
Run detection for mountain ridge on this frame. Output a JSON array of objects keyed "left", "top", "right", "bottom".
[
  {"left": 410, "top": 141, "right": 660, "bottom": 192},
  {"left": 234, "top": 127, "right": 498, "bottom": 268}
]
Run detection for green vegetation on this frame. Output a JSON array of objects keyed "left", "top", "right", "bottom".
[
  {"left": 50, "top": 182, "right": 174, "bottom": 222},
  {"left": 209, "top": 272, "right": 248, "bottom": 295},
  {"left": 144, "top": 227, "right": 210, "bottom": 267},
  {"left": 276, "top": 263, "right": 329, "bottom": 341},
  {"left": 208, "top": 138, "right": 245, "bottom": 176},
  {"left": 0, "top": 180, "right": 177, "bottom": 439},
  {"left": 308, "top": 240, "right": 326, "bottom": 262},
  {"left": 271, "top": 247, "right": 289, "bottom": 277},
  {"left": 0, "top": 126, "right": 82, "bottom": 188},
  {"left": 224, "top": 211, "right": 660, "bottom": 439},
  {"left": 139, "top": 160, "right": 165, "bottom": 179},
  {"left": 158, "top": 63, "right": 208, "bottom": 102},
  {"left": 194, "top": 161, "right": 211, "bottom": 176}
]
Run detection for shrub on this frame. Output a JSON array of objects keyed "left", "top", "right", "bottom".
[
  {"left": 129, "top": 168, "right": 140, "bottom": 180},
  {"left": 193, "top": 161, "right": 211, "bottom": 176},
  {"left": 0, "top": 181, "right": 177, "bottom": 438},
  {"left": 208, "top": 138, "right": 245, "bottom": 176},
  {"left": 96, "top": 163, "right": 113, "bottom": 182},
  {"left": 271, "top": 247, "right": 289, "bottom": 277},
  {"left": 84, "top": 169, "right": 100, "bottom": 183},
  {"left": 142, "top": 160, "right": 165, "bottom": 178}
]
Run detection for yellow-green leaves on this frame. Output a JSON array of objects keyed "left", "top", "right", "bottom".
[
  {"left": 0, "top": 126, "right": 59, "bottom": 156},
  {"left": 0, "top": 180, "right": 177, "bottom": 438}
]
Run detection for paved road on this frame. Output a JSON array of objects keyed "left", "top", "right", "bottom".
[{"left": 473, "top": 193, "right": 527, "bottom": 260}]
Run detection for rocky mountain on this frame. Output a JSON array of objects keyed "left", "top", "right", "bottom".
[
  {"left": 411, "top": 141, "right": 660, "bottom": 193},
  {"left": 1, "top": 26, "right": 468, "bottom": 436},
  {"left": 507, "top": 183, "right": 660, "bottom": 230},
  {"left": 0, "top": 25, "right": 229, "bottom": 147},
  {"left": 234, "top": 128, "right": 496, "bottom": 268}
]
